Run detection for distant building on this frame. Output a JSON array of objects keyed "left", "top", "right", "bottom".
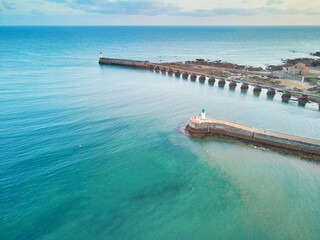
[{"left": 288, "top": 63, "right": 310, "bottom": 75}]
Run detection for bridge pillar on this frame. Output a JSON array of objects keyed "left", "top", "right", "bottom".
[
  {"left": 240, "top": 83, "right": 249, "bottom": 90},
  {"left": 199, "top": 75, "right": 206, "bottom": 82},
  {"left": 298, "top": 95, "right": 308, "bottom": 105},
  {"left": 168, "top": 69, "right": 174, "bottom": 75},
  {"left": 175, "top": 70, "right": 181, "bottom": 77},
  {"left": 281, "top": 92, "right": 291, "bottom": 102},
  {"left": 253, "top": 86, "right": 262, "bottom": 93},
  {"left": 208, "top": 77, "right": 215, "bottom": 84},
  {"left": 267, "top": 88, "right": 276, "bottom": 96},
  {"left": 154, "top": 66, "right": 160, "bottom": 72},
  {"left": 190, "top": 74, "right": 197, "bottom": 81},
  {"left": 148, "top": 65, "right": 154, "bottom": 70},
  {"left": 161, "top": 68, "right": 167, "bottom": 74},
  {"left": 229, "top": 81, "right": 237, "bottom": 88},
  {"left": 218, "top": 79, "right": 226, "bottom": 86},
  {"left": 182, "top": 72, "right": 189, "bottom": 79}
]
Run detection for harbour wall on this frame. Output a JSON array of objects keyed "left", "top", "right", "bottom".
[
  {"left": 186, "top": 116, "right": 320, "bottom": 160},
  {"left": 99, "top": 57, "right": 149, "bottom": 68}
]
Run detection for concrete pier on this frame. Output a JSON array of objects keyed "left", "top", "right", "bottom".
[
  {"left": 99, "top": 57, "right": 320, "bottom": 108},
  {"left": 185, "top": 116, "right": 320, "bottom": 161},
  {"left": 99, "top": 57, "right": 149, "bottom": 68}
]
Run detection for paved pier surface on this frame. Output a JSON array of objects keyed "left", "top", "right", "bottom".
[{"left": 186, "top": 116, "right": 320, "bottom": 160}]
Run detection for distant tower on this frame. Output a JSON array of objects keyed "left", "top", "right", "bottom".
[
  {"left": 100, "top": 52, "right": 103, "bottom": 58},
  {"left": 201, "top": 108, "right": 206, "bottom": 119}
]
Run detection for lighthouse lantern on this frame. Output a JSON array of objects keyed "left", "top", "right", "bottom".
[{"left": 201, "top": 108, "right": 206, "bottom": 119}]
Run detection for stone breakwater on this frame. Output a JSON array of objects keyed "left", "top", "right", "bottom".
[
  {"left": 184, "top": 116, "right": 320, "bottom": 161},
  {"left": 99, "top": 57, "right": 149, "bottom": 68}
]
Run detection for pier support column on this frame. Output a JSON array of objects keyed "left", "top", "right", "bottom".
[
  {"left": 281, "top": 92, "right": 291, "bottom": 102},
  {"left": 161, "top": 68, "right": 167, "bottom": 74},
  {"left": 298, "top": 95, "right": 308, "bottom": 105},
  {"left": 182, "top": 72, "right": 189, "bottom": 79},
  {"left": 175, "top": 70, "right": 181, "bottom": 77},
  {"left": 240, "top": 83, "right": 249, "bottom": 90},
  {"left": 199, "top": 75, "right": 206, "bottom": 83},
  {"left": 190, "top": 74, "right": 197, "bottom": 81},
  {"left": 168, "top": 69, "right": 174, "bottom": 75},
  {"left": 148, "top": 65, "right": 154, "bottom": 70},
  {"left": 253, "top": 86, "right": 262, "bottom": 93},
  {"left": 208, "top": 77, "right": 215, "bottom": 84},
  {"left": 218, "top": 79, "right": 226, "bottom": 87},
  {"left": 229, "top": 81, "right": 237, "bottom": 89},
  {"left": 266, "top": 88, "right": 276, "bottom": 97},
  {"left": 154, "top": 66, "right": 160, "bottom": 72}
]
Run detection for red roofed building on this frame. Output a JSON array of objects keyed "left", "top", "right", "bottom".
[{"left": 288, "top": 63, "right": 310, "bottom": 75}]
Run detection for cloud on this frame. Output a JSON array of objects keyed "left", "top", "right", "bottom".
[
  {"left": 45, "top": 0, "right": 320, "bottom": 17},
  {"left": 48, "top": 0, "right": 180, "bottom": 15},
  {"left": 2, "top": 1, "right": 16, "bottom": 10},
  {"left": 266, "top": 0, "right": 284, "bottom": 6},
  {"left": 174, "top": 7, "right": 320, "bottom": 17}
]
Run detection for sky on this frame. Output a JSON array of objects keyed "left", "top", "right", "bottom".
[{"left": 1, "top": 0, "right": 320, "bottom": 25}]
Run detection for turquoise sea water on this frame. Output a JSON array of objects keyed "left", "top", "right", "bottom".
[{"left": 1, "top": 26, "right": 320, "bottom": 239}]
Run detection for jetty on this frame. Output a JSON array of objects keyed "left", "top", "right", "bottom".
[
  {"left": 99, "top": 56, "right": 149, "bottom": 68},
  {"left": 184, "top": 114, "right": 320, "bottom": 161},
  {"left": 99, "top": 56, "right": 320, "bottom": 107}
]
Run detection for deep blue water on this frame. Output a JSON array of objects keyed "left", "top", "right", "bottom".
[{"left": 1, "top": 26, "right": 320, "bottom": 240}]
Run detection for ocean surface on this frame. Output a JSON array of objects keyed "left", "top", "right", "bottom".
[{"left": 1, "top": 26, "right": 320, "bottom": 240}]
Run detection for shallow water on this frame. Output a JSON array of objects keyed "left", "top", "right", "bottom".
[{"left": 1, "top": 27, "right": 320, "bottom": 240}]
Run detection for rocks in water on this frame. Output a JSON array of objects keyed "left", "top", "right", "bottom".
[
  {"left": 148, "top": 65, "right": 154, "bottom": 70},
  {"left": 311, "top": 52, "right": 320, "bottom": 57},
  {"left": 175, "top": 70, "right": 181, "bottom": 77},
  {"left": 154, "top": 66, "right": 160, "bottom": 72},
  {"left": 168, "top": 69, "right": 174, "bottom": 75}
]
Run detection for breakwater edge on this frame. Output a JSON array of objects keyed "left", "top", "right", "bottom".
[{"left": 181, "top": 114, "right": 320, "bottom": 162}]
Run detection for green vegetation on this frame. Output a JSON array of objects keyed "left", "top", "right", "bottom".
[{"left": 311, "top": 59, "right": 320, "bottom": 67}]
